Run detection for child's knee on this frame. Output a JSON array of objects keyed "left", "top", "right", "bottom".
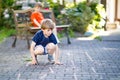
[
  {"left": 34, "top": 45, "right": 44, "bottom": 55},
  {"left": 46, "top": 43, "right": 56, "bottom": 50}
]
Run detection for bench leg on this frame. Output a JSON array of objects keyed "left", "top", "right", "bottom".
[
  {"left": 26, "top": 36, "right": 30, "bottom": 49},
  {"left": 12, "top": 33, "right": 30, "bottom": 49},
  {"left": 12, "top": 35, "right": 17, "bottom": 47},
  {"left": 25, "top": 31, "right": 30, "bottom": 49},
  {"left": 65, "top": 27, "right": 71, "bottom": 44}
]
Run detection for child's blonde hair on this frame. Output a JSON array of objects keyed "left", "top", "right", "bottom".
[
  {"left": 34, "top": 2, "right": 43, "bottom": 8},
  {"left": 41, "top": 19, "right": 55, "bottom": 30}
]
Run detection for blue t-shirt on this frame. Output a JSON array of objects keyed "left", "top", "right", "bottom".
[{"left": 32, "top": 30, "right": 57, "bottom": 47}]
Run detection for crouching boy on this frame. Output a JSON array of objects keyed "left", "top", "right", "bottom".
[{"left": 30, "top": 19, "right": 61, "bottom": 65}]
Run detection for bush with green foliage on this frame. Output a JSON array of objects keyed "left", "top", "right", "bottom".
[
  {"left": 58, "top": 1, "right": 106, "bottom": 33},
  {"left": 0, "top": 0, "right": 16, "bottom": 28},
  {"left": 47, "top": 0, "right": 64, "bottom": 17},
  {"left": 89, "top": 2, "right": 106, "bottom": 29},
  {"left": 0, "top": 0, "right": 21, "bottom": 42}
]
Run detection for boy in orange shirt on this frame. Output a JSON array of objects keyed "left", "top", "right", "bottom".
[{"left": 31, "top": 2, "right": 44, "bottom": 27}]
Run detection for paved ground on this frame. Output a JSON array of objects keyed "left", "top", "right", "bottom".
[{"left": 0, "top": 28, "right": 120, "bottom": 80}]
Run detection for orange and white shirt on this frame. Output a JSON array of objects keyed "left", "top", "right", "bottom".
[{"left": 31, "top": 12, "right": 44, "bottom": 27}]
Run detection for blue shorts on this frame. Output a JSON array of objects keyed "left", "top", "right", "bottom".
[{"left": 43, "top": 47, "right": 48, "bottom": 55}]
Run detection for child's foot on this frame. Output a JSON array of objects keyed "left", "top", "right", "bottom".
[{"left": 48, "top": 54, "right": 55, "bottom": 64}]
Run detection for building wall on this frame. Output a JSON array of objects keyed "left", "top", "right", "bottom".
[
  {"left": 117, "top": 0, "right": 120, "bottom": 19},
  {"left": 106, "top": 0, "right": 115, "bottom": 23}
]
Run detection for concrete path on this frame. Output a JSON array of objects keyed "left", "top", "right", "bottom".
[{"left": 0, "top": 28, "right": 120, "bottom": 80}]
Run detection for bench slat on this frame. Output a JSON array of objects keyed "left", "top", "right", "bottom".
[{"left": 56, "top": 25, "right": 70, "bottom": 28}]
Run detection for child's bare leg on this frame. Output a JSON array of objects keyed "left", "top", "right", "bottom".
[
  {"left": 46, "top": 43, "right": 56, "bottom": 54},
  {"left": 46, "top": 43, "right": 56, "bottom": 63},
  {"left": 34, "top": 45, "right": 44, "bottom": 55},
  {"left": 46, "top": 43, "right": 61, "bottom": 65},
  {"left": 31, "top": 45, "right": 44, "bottom": 65}
]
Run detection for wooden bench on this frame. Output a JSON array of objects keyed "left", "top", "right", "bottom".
[{"left": 12, "top": 8, "right": 71, "bottom": 48}]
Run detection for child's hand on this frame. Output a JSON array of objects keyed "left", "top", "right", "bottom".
[
  {"left": 31, "top": 59, "right": 38, "bottom": 65},
  {"left": 54, "top": 61, "right": 63, "bottom": 65}
]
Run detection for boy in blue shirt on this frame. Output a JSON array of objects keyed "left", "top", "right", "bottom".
[{"left": 30, "top": 19, "right": 61, "bottom": 65}]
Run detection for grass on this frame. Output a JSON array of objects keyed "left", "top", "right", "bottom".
[
  {"left": 21, "top": 56, "right": 32, "bottom": 62},
  {"left": 0, "top": 27, "right": 16, "bottom": 43},
  {"left": 95, "top": 36, "right": 102, "bottom": 41},
  {"left": 89, "top": 33, "right": 102, "bottom": 41}
]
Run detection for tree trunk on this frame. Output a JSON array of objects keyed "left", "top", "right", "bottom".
[
  {"left": 57, "top": 0, "right": 60, "bottom": 4},
  {"left": 62, "top": 0, "right": 65, "bottom": 6},
  {"left": 87, "top": 0, "right": 90, "bottom": 3},
  {"left": 73, "top": 0, "right": 76, "bottom": 6}
]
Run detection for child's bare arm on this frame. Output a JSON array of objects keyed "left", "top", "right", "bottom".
[
  {"left": 54, "top": 45, "right": 61, "bottom": 64},
  {"left": 33, "top": 19, "right": 41, "bottom": 28},
  {"left": 30, "top": 41, "right": 38, "bottom": 64}
]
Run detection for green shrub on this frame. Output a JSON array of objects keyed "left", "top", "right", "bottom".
[
  {"left": 58, "top": 1, "right": 106, "bottom": 34},
  {"left": 47, "top": 0, "right": 64, "bottom": 17},
  {"left": 0, "top": 0, "right": 16, "bottom": 28},
  {"left": 57, "top": 28, "right": 75, "bottom": 39}
]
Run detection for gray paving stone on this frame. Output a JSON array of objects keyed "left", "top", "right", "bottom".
[{"left": 0, "top": 29, "right": 120, "bottom": 80}]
